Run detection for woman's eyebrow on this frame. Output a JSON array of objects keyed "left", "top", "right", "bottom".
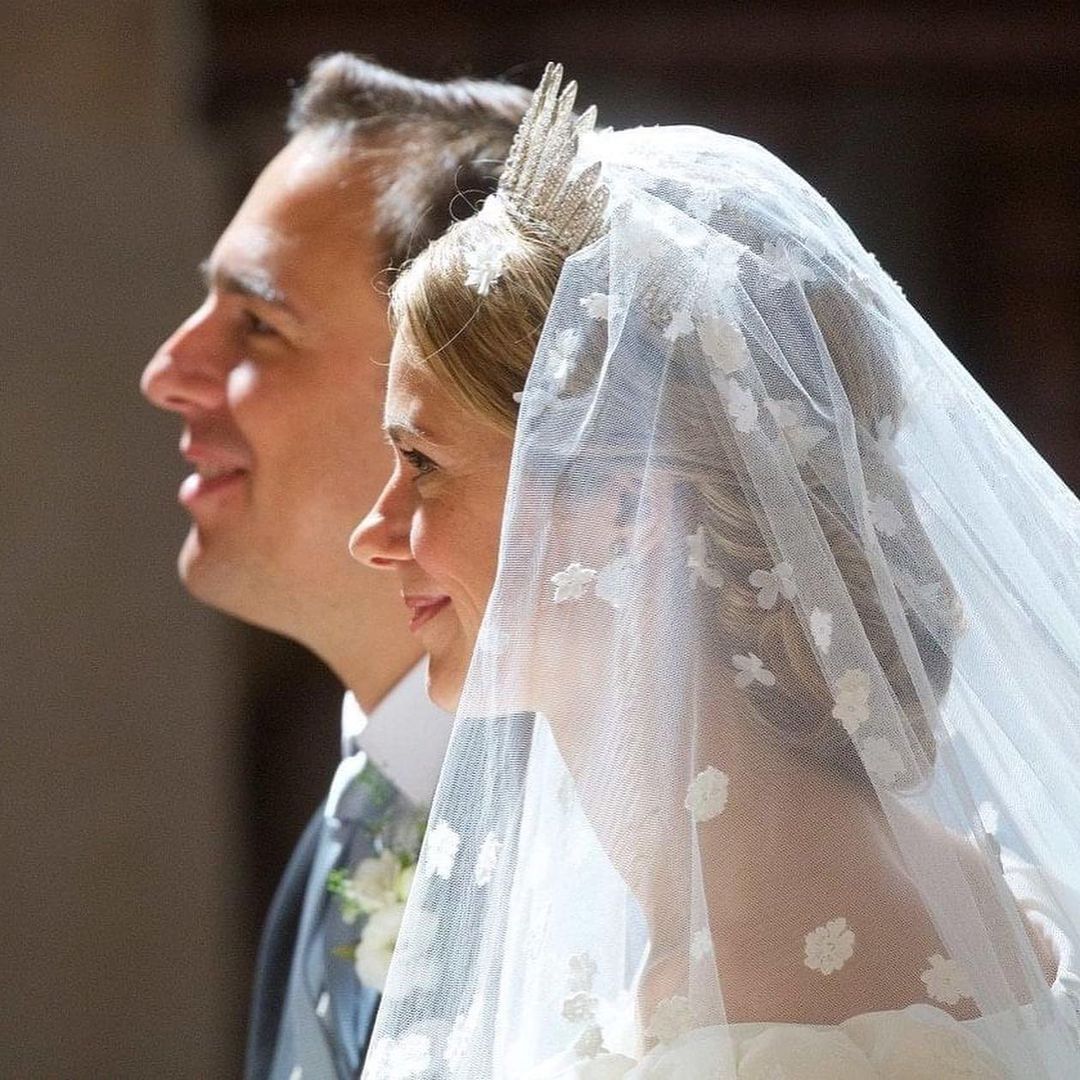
[{"left": 383, "top": 419, "right": 444, "bottom": 447}]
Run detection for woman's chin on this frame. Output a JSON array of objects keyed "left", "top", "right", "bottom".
[{"left": 424, "top": 657, "right": 464, "bottom": 714}]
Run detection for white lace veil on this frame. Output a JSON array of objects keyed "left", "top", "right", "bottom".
[{"left": 362, "top": 70, "right": 1080, "bottom": 1080}]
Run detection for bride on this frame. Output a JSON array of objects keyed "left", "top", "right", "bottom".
[{"left": 349, "top": 65, "right": 1080, "bottom": 1078}]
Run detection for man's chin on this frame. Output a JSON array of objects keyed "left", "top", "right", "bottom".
[{"left": 177, "top": 526, "right": 252, "bottom": 616}]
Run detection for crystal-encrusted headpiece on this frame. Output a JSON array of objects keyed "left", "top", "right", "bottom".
[{"left": 494, "top": 62, "right": 609, "bottom": 255}]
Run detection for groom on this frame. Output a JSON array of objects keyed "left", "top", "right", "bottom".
[{"left": 141, "top": 54, "right": 528, "bottom": 1078}]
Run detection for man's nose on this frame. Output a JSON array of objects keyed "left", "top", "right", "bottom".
[
  {"left": 140, "top": 300, "right": 227, "bottom": 415},
  {"left": 349, "top": 472, "right": 413, "bottom": 569}
]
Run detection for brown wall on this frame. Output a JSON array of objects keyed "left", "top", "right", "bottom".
[{"left": 2, "top": 2, "right": 247, "bottom": 1076}]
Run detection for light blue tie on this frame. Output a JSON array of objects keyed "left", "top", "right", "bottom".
[{"left": 268, "top": 757, "right": 414, "bottom": 1080}]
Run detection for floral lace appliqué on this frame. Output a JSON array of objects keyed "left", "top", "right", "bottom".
[
  {"left": 690, "top": 928, "right": 715, "bottom": 962},
  {"left": 687, "top": 525, "right": 724, "bottom": 588},
  {"left": 699, "top": 313, "right": 750, "bottom": 376},
  {"left": 867, "top": 494, "right": 904, "bottom": 537},
  {"left": 748, "top": 561, "right": 796, "bottom": 609},
  {"left": 860, "top": 736, "right": 905, "bottom": 785},
  {"left": 474, "top": 832, "right": 503, "bottom": 887},
  {"left": 832, "top": 667, "right": 871, "bottom": 735},
  {"left": 765, "top": 398, "right": 829, "bottom": 466},
  {"left": 424, "top": 819, "right": 461, "bottom": 880},
  {"left": 646, "top": 995, "right": 696, "bottom": 1044},
  {"left": 367, "top": 1032, "right": 432, "bottom": 1080},
  {"left": 762, "top": 239, "right": 816, "bottom": 290},
  {"left": 809, "top": 607, "right": 833, "bottom": 655},
  {"left": 568, "top": 952, "right": 598, "bottom": 992},
  {"left": 733, "top": 652, "right": 776, "bottom": 688},
  {"left": 663, "top": 307, "right": 695, "bottom": 343},
  {"left": 580, "top": 291, "right": 610, "bottom": 320},
  {"left": 684, "top": 766, "right": 730, "bottom": 822},
  {"left": 920, "top": 953, "right": 975, "bottom": 1006},
  {"left": 444, "top": 996, "right": 485, "bottom": 1070},
  {"left": 804, "top": 917, "right": 855, "bottom": 975},
  {"left": 722, "top": 377, "right": 760, "bottom": 433},
  {"left": 595, "top": 555, "right": 634, "bottom": 610},
  {"left": 562, "top": 990, "right": 599, "bottom": 1023},
  {"left": 549, "top": 328, "right": 582, "bottom": 385},
  {"left": 574, "top": 1025, "right": 605, "bottom": 1060},
  {"left": 550, "top": 562, "right": 598, "bottom": 602}
]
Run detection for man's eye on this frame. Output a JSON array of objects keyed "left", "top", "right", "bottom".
[
  {"left": 400, "top": 447, "right": 436, "bottom": 476},
  {"left": 244, "top": 310, "right": 277, "bottom": 336}
]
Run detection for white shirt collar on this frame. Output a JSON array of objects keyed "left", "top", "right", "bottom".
[{"left": 340, "top": 660, "right": 452, "bottom": 807}]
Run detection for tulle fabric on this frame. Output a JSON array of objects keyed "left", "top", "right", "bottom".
[{"left": 362, "top": 125, "right": 1080, "bottom": 1079}]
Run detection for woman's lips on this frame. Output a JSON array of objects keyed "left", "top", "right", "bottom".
[{"left": 404, "top": 595, "right": 451, "bottom": 633}]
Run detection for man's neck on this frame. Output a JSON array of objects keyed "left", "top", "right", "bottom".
[{"left": 276, "top": 583, "right": 423, "bottom": 714}]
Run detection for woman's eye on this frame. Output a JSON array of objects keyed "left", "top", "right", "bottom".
[{"left": 400, "top": 447, "right": 436, "bottom": 477}]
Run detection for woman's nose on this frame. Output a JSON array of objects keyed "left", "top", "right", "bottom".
[{"left": 350, "top": 472, "right": 413, "bottom": 568}]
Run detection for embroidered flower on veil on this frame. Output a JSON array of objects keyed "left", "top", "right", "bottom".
[
  {"left": 804, "top": 917, "right": 856, "bottom": 975},
  {"left": 685, "top": 766, "right": 730, "bottom": 822},
  {"left": 698, "top": 312, "right": 750, "bottom": 376},
  {"left": 580, "top": 291, "right": 611, "bottom": 320},
  {"left": 474, "top": 832, "right": 503, "bottom": 887},
  {"left": 867, "top": 494, "right": 904, "bottom": 537},
  {"left": 550, "top": 562, "right": 598, "bottom": 602},
  {"left": 748, "top": 562, "right": 797, "bottom": 609},
  {"left": 733, "top": 652, "right": 777, "bottom": 688},
  {"left": 663, "top": 307, "right": 694, "bottom": 342},
  {"left": 722, "top": 378, "right": 760, "bottom": 433},
  {"left": 810, "top": 607, "right": 834, "bottom": 654},
  {"left": 687, "top": 525, "right": 724, "bottom": 588},
  {"left": 920, "top": 954, "right": 975, "bottom": 1006},
  {"left": 832, "top": 668, "right": 871, "bottom": 735},
  {"left": 367, "top": 1032, "right": 432, "bottom": 1080},
  {"left": 445, "top": 996, "right": 485, "bottom": 1069},
  {"left": 646, "top": 995, "right": 697, "bottom": 1044},
  {"left": 424, "top": 819, "right": 461, "bottom": 880},
  {"left": 548, "top": 328, "right": 582, "bottom": 384},
  {"left": 860, "top": 736, "right": 905, "bottom": 785},
  {"left": 594, "top": 555, "right": 635, "bottom": 610}
]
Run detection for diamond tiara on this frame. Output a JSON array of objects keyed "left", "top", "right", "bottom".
[{"left": 495, "top": 62, "right": 609, "bottom": 255}]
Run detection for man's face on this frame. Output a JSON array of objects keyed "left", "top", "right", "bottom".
[{"left": 142, "top": 131, "right": 398, "bottom": 638}]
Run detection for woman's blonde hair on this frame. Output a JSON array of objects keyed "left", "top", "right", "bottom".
[{"left": 390, "top": 201, "right": 961, "bottom": 784}]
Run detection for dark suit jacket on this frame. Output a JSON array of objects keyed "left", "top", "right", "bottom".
[{"left": 244, "top": 805, "right": 324, "bottom": 1080}]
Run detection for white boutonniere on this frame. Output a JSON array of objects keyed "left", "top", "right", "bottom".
[{"left": 327, "top": 806, "right": 426, "bottom": 992}]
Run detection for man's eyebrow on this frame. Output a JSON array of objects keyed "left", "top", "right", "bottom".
[{"left": 198, "top": 259, "right": 300, "bottom": 319}]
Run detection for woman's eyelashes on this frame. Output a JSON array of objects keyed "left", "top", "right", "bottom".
[{"left": 399, "top": 446, "right": 437, "bottom": 477}]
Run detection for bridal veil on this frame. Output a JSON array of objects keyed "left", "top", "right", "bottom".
[{"left": 362, "top": 66, "right": 1080, "bottom": 1079}]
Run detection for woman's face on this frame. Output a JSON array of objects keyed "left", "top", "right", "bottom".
[{"left": 350, "top": 331, "right": 514, "bottom": 711}]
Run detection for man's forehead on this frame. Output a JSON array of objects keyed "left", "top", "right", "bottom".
[
  {"left": 248, "top": 131, "right": 371, "bottom": 219},
  {"left": 220, "top": 136, "right": 375, "bottom": 270},
  {"left": 207, "top": 134, "right": 384, "bottom": 311}
]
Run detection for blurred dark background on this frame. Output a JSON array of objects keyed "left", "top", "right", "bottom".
[{"left": 3, "top": 2, "right": 1077, "bottom": 1075}]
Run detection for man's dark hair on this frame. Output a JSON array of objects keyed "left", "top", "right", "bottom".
[{"left": 288, "top": 54, "right": 531, "bottom": 274}]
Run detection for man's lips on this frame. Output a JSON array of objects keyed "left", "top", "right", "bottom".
[
  {"left": 179, "top": 438, "right": 252, "bottom": 510},
  {"left": 403, "top": 594, "right": 451, "bottom": 633},
  {"left": 178, "top": 466, "right": 249, "bottom": 509}
]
